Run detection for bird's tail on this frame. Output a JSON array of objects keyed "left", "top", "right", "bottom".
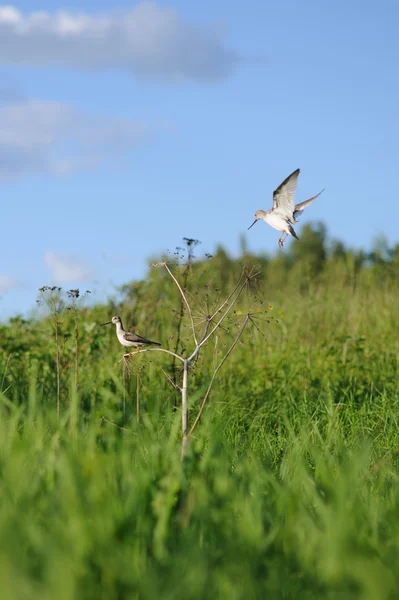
[{"left": 288, "top": 224, "right": 299, "bottom": 241}]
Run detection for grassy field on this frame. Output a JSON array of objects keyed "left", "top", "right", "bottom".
[{"left": 1, "top": 226, "right": 399, "bottom": 599}]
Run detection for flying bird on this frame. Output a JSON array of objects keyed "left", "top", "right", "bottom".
[
  {"left": 101, "top": 315, "right": 161, "bottom": 355},
  {"left": 248, "top": 169, "right": 324, "bottom": 247}
]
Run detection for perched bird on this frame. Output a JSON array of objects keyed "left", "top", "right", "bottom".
[
  {"left": 101, "top": 315, "right": 161, "bottom": 354},
  {"left": 248, "top": 168, "right": 324, "bottom": 247}
]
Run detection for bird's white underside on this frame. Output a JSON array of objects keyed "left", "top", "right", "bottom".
[
  {"left": 263, "top": 211, "right": 293, "bottom": 234},
  {"left": 117, "top": 331, "right": 137, "bottom": 347}
]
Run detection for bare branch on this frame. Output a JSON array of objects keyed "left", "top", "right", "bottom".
[
  {"left": 181, "top": 359, "right": 189, "bottom": 459},
  {"left": 115, "top": 347, "right": 184, "bottom": 365},
  {"left": 188, "top": 279, "right": 247, "bottom": 361},
  {"left": 213, "top": 334, "right": 219, "bottom": 371},
  {"left": 210, "top": 274, "right": 244, "bottom": 321},
  {"left": 249, "top": 316, "right": 268, "bottom": 343},
  {"left": 189, "top": 315, "right": 250, "bottom": 436},
  {"left": 161, "top": 368, "right": 182, "bottom": 392},
  {"left": 200, "top": 318, "right": 211, "bottom": 344},
  {"left": 163, "top": 262, "right": 198, "bottom": 346},
  {"left": 189, "top": 318, "right": 211, "bottom": 367}
]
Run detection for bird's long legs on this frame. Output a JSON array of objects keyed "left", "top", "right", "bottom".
[{"left": 278, "top": 232, "right": 288, "bottom": 247}]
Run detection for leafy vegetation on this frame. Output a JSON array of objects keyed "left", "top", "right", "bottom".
[{"left": 0, "top": 223, "right": 399, "bottom": 598}]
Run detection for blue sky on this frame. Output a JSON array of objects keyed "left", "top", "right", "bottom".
[{"left": 0, "top": 0, "right": 398, "bottom": 318}]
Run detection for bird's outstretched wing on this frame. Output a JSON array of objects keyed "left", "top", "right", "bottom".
[
  {"left": 292, "top": 189, "right": 324, "bottom": 222},
  {"left": 272, "top": 168, "right": 300, "bottom": 218},
  {"left": 123, "top": 331, "right": 160, "bottom": 346}
]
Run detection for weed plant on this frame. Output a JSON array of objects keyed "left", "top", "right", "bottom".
[{"left": 0, "top": 225, "right": 398, "bottom": 598}]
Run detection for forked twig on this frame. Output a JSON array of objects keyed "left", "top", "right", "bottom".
[
  {"left": 209, "top": 275, "right": 244, "bottom": 321},
  {"left": 189, "top": 319, "right": 211, "bottom": 369},
  {"left": 163, "top": 262, "right": 198, "bottom": 346},
  {"left": 115, "top": 347, "right": 184, "bottom": 365},
  {"left": 121, "top": 262, "right": 258, "bottom": 459},
  {"left": 200, "top": 318, "right": 211, "bottom": 344},
  {"left": 188, "top": 279, "right": 247, "bottom": 360},
  {"left": 249, "top": 316, "right": 269, "bottom": 343},
  {"left": 189, "top": 315, "right": 250, "bottom": 436},
  {"left": 162, "top": 368, "right": 182, "bottom": 392}
]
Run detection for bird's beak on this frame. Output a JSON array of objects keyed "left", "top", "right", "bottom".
[
  {"left": 100, "top": 321, "right": 112, "bottom": 326},
  {"left": 248, "top": 219, "right": 257, "bottom": 230}
]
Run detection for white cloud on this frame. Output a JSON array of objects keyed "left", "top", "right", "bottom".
[
  {"left": 0, "top": 275, "right": 20, "bottom": 293},
  {"left": 44, "top": 251, "right": 93, "bottom": 283},
  {"left": 0, "top": 3, "right": 240, "bottom": 82},
  {"left": 0, "top": 98, "right": 152, "bottom": 178}
]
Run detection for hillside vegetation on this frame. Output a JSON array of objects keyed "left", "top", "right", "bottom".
[{"left": 0, "top": 223, "right": 399, "bottom": 599}]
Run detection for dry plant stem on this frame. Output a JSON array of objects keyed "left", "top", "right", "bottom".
[
  {"left": 163, "top": 262, "right": 198, "bottom": 346},
  {"left": 177, "top": 278, "right": 246, "bottom": 456},
  {"left": 125, "top": 266, "right": 251, "bottom": 459},
  {"left": 162, "top": 369, "right": 182, "bottom": 392},
  {"left": 181, "top": 360, "right": 189, "bottom": 458},
  {"left": 213, "top": 335, "right": 219, "bottom": 371},
  {"left": 189, "top": 320, "right": 211, "bottom": 370},
  {"left": 199, "top": 319, "right": 210, "bottom": 344},
  {"left": 115, "top": 347, "right": 184, "bottom": 365},
  {"left": 188, "top": 280, "right": 247, "bottom": 362},
  {"left": 170, "top": 259, "right": 191, "bottom": 406},
  {"left": 249, "top": 317, "right": 268, "bottom": 343},
  {"left": 209, "top": 275, "right": 244, "bottom": 321},
  {"left": 200, "top": 280, "right": 247, "bottom": 345},
  {"left": 133, "top": 347, "right": 184, "bottom": 362},
  {"left": 189, "top": 315, "right": 250, "bottom": 436}
]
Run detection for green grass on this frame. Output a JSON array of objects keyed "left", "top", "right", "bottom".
[
  {"left": 0, "top": 392, "right": 399, "bottom": 599},
  {"left": 1, "top": 230, "right": 399, "bottom": 599}
]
